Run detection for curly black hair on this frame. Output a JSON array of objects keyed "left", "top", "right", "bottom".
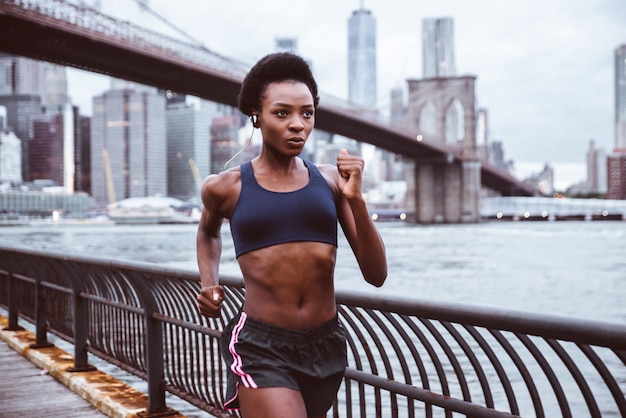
[{"left": 237, "top": 52, "right": 320, "bottom": 116}]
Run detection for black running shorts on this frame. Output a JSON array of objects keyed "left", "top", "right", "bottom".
[{"left": 220, "top": 311, "right": 347, "bottom": 416}]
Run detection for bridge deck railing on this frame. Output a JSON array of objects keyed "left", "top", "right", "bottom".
[{"left": 1, "top": 245, "right": 625, "bottom": 417}]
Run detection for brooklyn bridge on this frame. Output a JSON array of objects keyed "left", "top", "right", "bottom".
[{"left": 0, "top": 0, "right": 535, "bottom": 224}]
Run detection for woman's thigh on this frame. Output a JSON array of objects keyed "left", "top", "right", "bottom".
[{"left": 239, "top": 386, "right": 314, "bottom": 418}]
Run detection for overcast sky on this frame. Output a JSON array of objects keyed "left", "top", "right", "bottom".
[{"left": 67, "top": 0, "right": 626, "bottom": 189}]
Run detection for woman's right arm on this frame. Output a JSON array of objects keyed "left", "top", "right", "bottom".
[{"left": 196, "top": 175, "right": 226, "bottom": 318}]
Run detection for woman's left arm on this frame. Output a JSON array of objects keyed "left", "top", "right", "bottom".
[{"left": 335, "top": 150, "right": 387, "bottom": 287}]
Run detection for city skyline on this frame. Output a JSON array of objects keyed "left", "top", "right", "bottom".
[{"left": 62, "top": 0, "right": 625, "bottom": 190}]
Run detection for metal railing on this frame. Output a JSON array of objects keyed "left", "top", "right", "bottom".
[{"left": 0, "top": 245, "right": 625, "bottom": 417}]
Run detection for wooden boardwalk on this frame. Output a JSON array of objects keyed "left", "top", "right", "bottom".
[{"left": 0, "top": 340, "right": 106, "bottom": 418}]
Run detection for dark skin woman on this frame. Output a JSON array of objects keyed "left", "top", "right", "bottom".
[{"left": 197, "top": 52, "right": 387, "bottom": 418}]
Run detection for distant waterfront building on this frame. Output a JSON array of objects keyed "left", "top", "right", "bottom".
[
  {"left": 615, "top": 44, "right": 626, "bottom": 150},
  {"left": 28, "top": 103, "right": 75, "bottom": 193},
  {"left": 522, "top": 163, "right": 554, "bottom": 196},
  {"left": 607, "top": 153, "right": 626, "bottom": 200},
  {"left": 0, "top": 53, "right": 45, "bottom": 98},
  {"left": 608, "top": 44, "right": 626, "bottom": 199},
  {"left": 586, "top": 140, "right": 607, "bottom": 194},
  {"left": 0, "top": 53, "right": 68, "bottom": 108},
  {"left": 42, "top": 63, "right": 69, "bottom": 108},
  {"left": 210, "top": 114, "right": 249, "bottom": 174},
  {"left": 166, "top": 101, "right": 211, "bottom": 200},
  {"left": 0, "top": 106, "right": 22, "bottom": 184},
  {"left": 0, "top": 95, "right": 41, "bottom": 180},
  {"left": 275, "top": 37, "right": 298, "bottom": 53},
  {"left": 0, "top": 54, "right": 70, "bottom": 182},
  {"left": 489, "top": 141, "right": 508, "bottom": 172},
  {"left": 75, "top": 114, "right": 91, "bottom": 195},
  {"left": 91, "top": 84, "right": 166, "bottom": 208},
  {"left": 348, "top": 5, "right": 377, "bottom": 110},
  {"left": 422, "top": 18, "right": 456, "bottom": 78},
  {"left": 348, "top": 4, "right": 390, "bottom": 186}
]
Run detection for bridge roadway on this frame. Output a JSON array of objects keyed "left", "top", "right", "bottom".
[
  {"left": 0, "top": 314, "right": 186, "bottom": 418},
  {"left": 0, "top": 0, "right": 533, "bottom": 197}
]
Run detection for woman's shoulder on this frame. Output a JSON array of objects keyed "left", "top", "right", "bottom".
[
  {"left": 314, "top": 162, "right": 339, "bottom": 179},
  {"left": 201, "top": 166, "right": 242, "bottom": 199},
  {"left": 313, "top": 162, "right": 340, "bottom": 195}
]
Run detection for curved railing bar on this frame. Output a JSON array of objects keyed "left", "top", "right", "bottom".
[
  {"left": 516, "top": 334, "right": 571, "bottom": 417},
  {"left": 338, "top": 306, "right": 380, "bottom": 417},
  {"left": 342, "top": 368, "right": 521, "bottom": 418},
  {"left": 489, "top": 329, "right": 545, "bottom": 417},
  {"left": 545, "top": 338, "right": 601, "bottom": 417},
  {"left": 441, "top": 322, "right": 495, "bottom": 408},
  {"left": 363, "top": 309, "right": 405, "bottom": 417},
  {"left": 400, "top": 315, "right": 451, "bottom": 407},
  {"left": 381, "top": 311, "right": 431, "bottom": 418},
  {"left": 463, "top": 325, "right": 521, "bottom": 415},
  {"left": 578, "top": 344, "right": 626, "bottom": 417},
  {"left": 420, "top": 318, "right": 472, "bottom": 406}
]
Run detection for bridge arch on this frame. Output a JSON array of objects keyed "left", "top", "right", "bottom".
[
  {"left": 406, "top": 75, "right": 477, "bottom": 153},
  {"left": 404, "top": 76, "right": 481, "bottom": 223},
  {"left": 445, "top": 97, "right": 465, "bottom": 145},
  {"left": 418, "top": 100, "right": 437, "bottom": 137}
]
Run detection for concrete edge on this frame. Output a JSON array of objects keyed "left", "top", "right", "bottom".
[{"left": 0, "top": 315, "right": 186, "bottom": 418}]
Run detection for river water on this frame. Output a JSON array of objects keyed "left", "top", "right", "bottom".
[{"left": 1, "top": 219, "right": 624, "bottom": 324}]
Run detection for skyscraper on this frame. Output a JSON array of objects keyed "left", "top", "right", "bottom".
[
  {"left": 0, "top": 54, "right": 70, "bottom": 182},
  {"left": 587, "top": 140, "right": 607, "bottom": 194},
  {"left": 0, "top": 94, "right": 41, "bottom": 180},
  {"left": 275, "top": 37, "right": 298, "bottom": 53},
  {"left": 348, "top": 4, "right": 377, "bottom": 109},
  {"left": 608, "top": 44, "right": 626, "bottom": 200},
  {"left": 615, "top": 44, "right": 626, "bottom": 151},
  {"left": 28, "top": 103, "right": 75, "bottom": 193},
  {"left": 91, "top": 84, "right": 166, "bottom": 207},
  {"left": 0, "top": 106, "right": 22, "bottom": 184},
  {"left": 422, "top": 18, "right": 456, "bottom": 78},
  {"left": 166, "top": 101, "right": 211, "bottom": 200},
  {"left": 0, "top": 53, "right": 45, "bottom": 98},
  {"left": 0, "top": 53, "right": 68, "bottom": 108}
]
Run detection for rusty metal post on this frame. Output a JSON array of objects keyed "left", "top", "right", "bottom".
[
  {"left": 123, "top": 270, "right": 172, "bottom": 417},
  {"left": 5, "top": 269, "right": 24, "bottom": 331},
  {"left": 60, "top": 262, "right": 96, "bottom": 372}
]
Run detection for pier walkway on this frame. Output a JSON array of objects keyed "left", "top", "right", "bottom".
[
  {"left": 0, "top": 339, "right": 105, "bottom": 417},
  {"left": 0, "top": 315, "right": 186, "bottom": 418}
]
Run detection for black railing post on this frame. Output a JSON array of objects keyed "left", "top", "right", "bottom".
[
  {"left": 60, "top": 262, "right": 96, "bottom": 372},
  {"left": 30, "top": 269, "right": 53, "bottom": 348},
  {"left": 123, "top": 270, "right": 172, "bottom": 417},
  {"left": 5, "top": 268, "right": 24, "bottom": 331}
]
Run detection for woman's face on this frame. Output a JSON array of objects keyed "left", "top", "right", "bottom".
[{"left": 257, "top": 80, "right": 315, "bottom": 156}]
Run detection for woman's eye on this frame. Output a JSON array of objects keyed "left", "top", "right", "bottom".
[{"left": 304, "top": 111, "right": 313, "bottom": 118}]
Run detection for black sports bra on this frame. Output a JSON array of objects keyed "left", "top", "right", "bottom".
[{"left": 229, "top": 160, "right": 338, "bottom": 257}]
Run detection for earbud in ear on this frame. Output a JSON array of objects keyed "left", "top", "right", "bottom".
[{"left": 250, "top": 114, "right": 259, "bottom": 128}]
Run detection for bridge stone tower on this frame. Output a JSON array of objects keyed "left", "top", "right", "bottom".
[{"left": 404, "top": 76, "right": 481, "bottom": 223}]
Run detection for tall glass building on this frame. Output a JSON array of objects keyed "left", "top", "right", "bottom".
[
  {"left": 348, "top": 5, "right": 377, "bottom": 109},
  {"left": 91, "top": 84, "right": 166, "bottom": 208},
  {"left": 615, "top": 44, "right": 626, "bottom": 151},
  {"left": 28, "top": 103, "right": 75, "bottom": 193},
  {"left": 166, "top": 101, "right": 211, "bottom": 200},
  {"left": 0, "top": 54, "right": 69, "bottom": 180},
  {"left": 608, "top": 44, "right": 626, "bottom": 200},
  {"left": 422, "top": 18, "right": 456, "bottom": 78}
]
